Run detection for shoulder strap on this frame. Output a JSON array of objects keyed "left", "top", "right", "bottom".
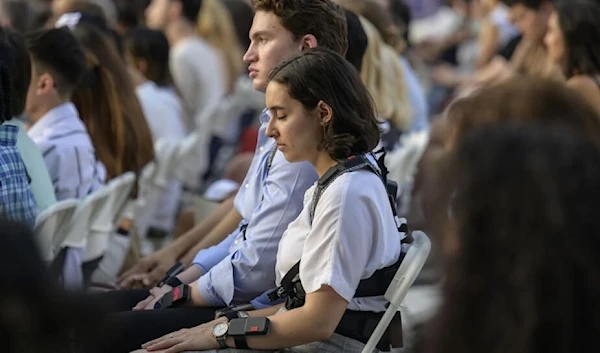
[
  {"left": 309, "top": 155, "right": 371, "bottom": 223},
  {"left": 266, "top": 143, "right": 278, "bottom": 175}
]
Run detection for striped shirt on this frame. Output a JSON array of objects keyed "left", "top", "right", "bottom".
[
  {"left": 28, "top": 102, "right": 105, "bottom": 201},
  {"left": 0, "top": 124, "right": 37, "bottom": 226}
]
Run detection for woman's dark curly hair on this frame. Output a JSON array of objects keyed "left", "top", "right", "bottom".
[
  {"left": 553, "top": 0, "right": 600, "bottom": 79},
  {"left": 428, "top": 124, "right": 600, "bottom": 353},
  {"left": 267, "top": 47, "right": 380, "bottom": 160}
]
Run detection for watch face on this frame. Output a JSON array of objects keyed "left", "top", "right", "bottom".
[{"left": 213, "top": 322, "right": 229, "bottom": 337}]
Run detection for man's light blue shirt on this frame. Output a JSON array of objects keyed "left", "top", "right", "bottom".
[{"left": 193, "top": 109, "right": 318, "bottom": 306}]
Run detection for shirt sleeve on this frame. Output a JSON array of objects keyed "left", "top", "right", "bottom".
[
  {"left": 196, "top": 153, "right": 317, "bottom": 306},
  {"left": 298, "top": 176, "right": 382, "bottom": 303},
  {"left": 192, "top": 229, "right": 238, "bottom": 273}
]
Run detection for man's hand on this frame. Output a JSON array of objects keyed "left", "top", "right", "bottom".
[
  {"left": 131, "top": 285, "right": 172, "bottom": 310},
  {"left": 117, "top": 249, "right": 178, "bottom": 289}
]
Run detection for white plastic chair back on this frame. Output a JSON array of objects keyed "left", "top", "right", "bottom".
[
  {"left": 171, "top": 130, "right": 209, "bottom": 187},
  {"left": 59, "top": 186, "right": 112, "bottom": 251},
  {"left": 84, "top": 172, "right": 136, "bottom": 262},
  {"left": 361, "top": 231, "right": 431, "bottom": 353},
  {"left": 133, "top": 141, "right": 178, "bottom": 241},
  {"left": 386, "top": 131, "right": 429, "bottom": 188},
  {"left": 33, "top": 199, "right": 79, "bottom": 262}
]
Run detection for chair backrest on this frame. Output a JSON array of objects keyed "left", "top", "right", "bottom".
[
  {"left": 33, "top": 199, "right": 79, "bottom": 262},
  {"left": 385, "top": 231, "right": 431, "bottom": 306},
  {"left": 386, "top": 131, "right": 429, "bottom": 187},
  {"left": 170, "top": 131, "right": 209, "bottom": 187},
  {"left": 361, "top": 231, "right": 431, "bottom": 353},
  {"left": 84, "top": 172, "right": 136, "bottom": 262},
  {"left": 58, "top": 186, "right": 113, "bottom": 251},
  {"left": 132, "top": 160, "right": 164, "bottom": 240}
]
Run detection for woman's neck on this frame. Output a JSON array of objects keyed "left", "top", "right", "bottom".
[{"left": 312, "top": 152, "right": 337, "bottom": 178}]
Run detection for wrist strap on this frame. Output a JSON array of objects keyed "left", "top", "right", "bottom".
[{"left": 234, "top": 336, "right": 249, "bottom": 349}]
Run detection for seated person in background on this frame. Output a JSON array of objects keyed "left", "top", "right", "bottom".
[
  {"left": 25, "top": 27, "right": 105, "bottom": 201},
  {"left": 544, "top": 0, "right": 600, "bottom": 117},
  {"left": 124, "top": 27, "right": 187, "bottom": 144},
  {"left": 473, "top": 0, "right": 560, "bottom": 86},
  {"left": 124, "top": 26, "right": 187, "bottom": 236},
  {"left": 138, "top": 47, "right": 406, "bottom": 353},
  {"left": 424, "top": 124, "right": 600, "bottom": 353},
  {"left": 0, "top": 27, "right": 56, "bottom": 213}
]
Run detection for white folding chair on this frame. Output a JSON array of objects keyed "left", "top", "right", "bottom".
[
  {"left": 84, "top": 172, "right": 136, "bottom": 262},
  {"left": 386, "top": 131, "right": 429, "bottom": 188},
  {"left": 33, "top": 199, "right": 79, "bottom": 262},
  {"left": 361, "top": 231, "right": 431, "bottom": 353},
  {"left": 60, "top": 187, "right": 113, "bottom": 250},
  {"left": 132, "top": 141, "right": 179, "bottom": 249},
  {"left": 50, "top": 187, "right": 113, "bottom": 290}
]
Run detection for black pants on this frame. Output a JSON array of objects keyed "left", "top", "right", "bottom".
[{"left": 83, "top": 289, "right": 223, "bottom": 353}]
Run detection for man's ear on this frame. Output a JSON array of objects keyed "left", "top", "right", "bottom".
[
  {"left": 169, "top": 1, "right": 182, "bottom": 20},
  {"left": 316, "top": 100, "right": 333, "bottom": 126},
  {"left": 36, "top": 73, "right": 55, "bottom": 95},
  {"left": 541, "top": 1, "right": 555, "bottom": 16},
  {"left": 136, "top": 58, "right": 149, "bottom": 76},
  {"left": 299, "top": 34, "right": 318, "bottom": 51}
]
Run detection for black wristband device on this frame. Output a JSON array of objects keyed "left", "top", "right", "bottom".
[
  {"left": 157, "top": 262, "right": 185, "bottom": 288},
  {"left": 214, "top": 303, "right": 254, "bottom": 320},
  {"left": 227, "top": 317, "right": 271, "bottom": 349},
  {"left": 154, "top": 284, "right": 190, "bottom": 309}
]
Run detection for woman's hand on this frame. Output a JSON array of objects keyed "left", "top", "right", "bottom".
[{"left": 141, "top": 317, "right": 226, "bottom": 353}]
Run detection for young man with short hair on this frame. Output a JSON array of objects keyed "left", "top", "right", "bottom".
[
  {"left": 99, "top": 1, "right": 348, "bottom": 351},
  {"left": 26, "top": 28, "right": 105, "bottom": 201}
]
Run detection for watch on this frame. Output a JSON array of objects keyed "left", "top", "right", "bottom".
[{"left": 212, "top": 322, "right": 229, "bottom": 349}]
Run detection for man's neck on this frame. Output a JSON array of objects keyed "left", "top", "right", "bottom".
[
  {"left": 165, "top": 20, "right": 197, "bottom": 47},
  {"left": 30, "top": 100, "right": 69, "bottom": 125}
]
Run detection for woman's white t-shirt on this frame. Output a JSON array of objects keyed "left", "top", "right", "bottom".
[{"left": 276, "top": 169, "right": 402, "bottom": 312}]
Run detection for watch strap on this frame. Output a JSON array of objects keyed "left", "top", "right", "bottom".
[{"left": 216, "top": 335, "right": 228, "bottom": 349}]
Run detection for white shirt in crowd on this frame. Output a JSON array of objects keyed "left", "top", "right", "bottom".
[
  {"left": 136, "top": 81, "right": 187, "bottom": 232},
  {"left": 170, "top": 36, "right": 227, "bottom": 131},
  {"left": 276, "top": 169, "right": 402, "bottom": 312},
  {"left": 28, "top": 102, "right": 105, "bottom": 201},
  {"left": 136, "top": 81, "right": 187, "bottom": 141}
]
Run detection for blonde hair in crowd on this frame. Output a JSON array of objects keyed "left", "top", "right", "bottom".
[
  {"left": 197, "top": 0, "right": 245, "bottom": 94},
  {"left": 359, "top": 16, "right": 411, "bottom": 130}
]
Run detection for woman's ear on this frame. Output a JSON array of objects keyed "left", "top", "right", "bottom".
[
  {"left": 316, "top": 100, "right": 333, "bottom": 126},
  {"left": 299, "top": 34, "right": 318, "bottom": 51}
]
